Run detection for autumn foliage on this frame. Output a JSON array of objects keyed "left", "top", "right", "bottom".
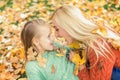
[{"left": 0, "top": 0, "right": 120, "bottom": 80}]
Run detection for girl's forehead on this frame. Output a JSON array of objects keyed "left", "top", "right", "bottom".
[
  {"left": 36, "top": 24, "right": 50, "bottom": 30},
  {"left": 39, "top": 26, "right": 51, "bottom": 34}
]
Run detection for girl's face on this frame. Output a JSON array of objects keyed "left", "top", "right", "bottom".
[{"left": 35, "top": 26, "right": 54, "bottom": 51}]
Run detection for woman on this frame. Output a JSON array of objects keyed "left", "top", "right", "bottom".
[
  {"left": 52, "top": 5, "right": 120, "bottom": 80},
  {"left": 21, "top": 19, "right": 79, "bottom": 80}
]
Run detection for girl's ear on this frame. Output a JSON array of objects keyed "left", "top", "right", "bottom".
[
  {"left": 32, "top": 37, "right": 39, "bottom": 45},
  {"left": 32, "top": 37, "right": 42, "bottom": 53}
]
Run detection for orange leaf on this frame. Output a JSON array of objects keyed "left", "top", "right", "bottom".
[
  {"left": 0, "top": 64, "right": 5, "bottom": 71},
  {"left": 12, "top": 63, "right": 17, "bottom": 68},
  {"left": 51, "top": 65, "right": 56, "bottom": 74},
  {"left": 20, "top": 68, "right": 25, "bottom": 74},
  {"left": 19, "top": 47, "right": 25, "bottom": 59},
  {"left": 0, "top": 35, "right": 2, "bottom": 42}
]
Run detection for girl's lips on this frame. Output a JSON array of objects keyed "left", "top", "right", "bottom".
[{"left": 50, "top": 43, "right": 53, "bottom": 45}]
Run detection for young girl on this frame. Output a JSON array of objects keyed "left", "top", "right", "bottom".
[{"left": 21, "top": 19, "right": 79, "bottom": 80}]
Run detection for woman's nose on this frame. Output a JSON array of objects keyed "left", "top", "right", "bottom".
[{"left": 55, "top": 31, "right": 59, "bottom": 37}]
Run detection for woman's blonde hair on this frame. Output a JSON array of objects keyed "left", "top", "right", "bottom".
[
  {"left": 21, "top": 19, "right": 47, "bottom": 59},
  {"left": 52, "top": 5, "right": 114, "bottom": 64}
]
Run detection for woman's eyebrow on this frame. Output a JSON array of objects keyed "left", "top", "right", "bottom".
[
  {"left": 53, "top": 26, "right": 58, "bottom": 29},
  {"left": 53, "top": 26, "right": 56, "bottom": 28}
]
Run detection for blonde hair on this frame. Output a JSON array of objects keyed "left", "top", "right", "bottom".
[
  {"left": 21, "top": 19, "right": 47, "bottom": 60},
  {"left": 52, "top": 5, "right": 114, "bottom": 64}
]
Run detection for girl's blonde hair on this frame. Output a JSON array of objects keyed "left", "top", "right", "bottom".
[
  {"left": 21, "top": 19, "right": 47, "bottom": 59},
  {"left": 52, "top": 5, "right": 114, "bottom": 64}
]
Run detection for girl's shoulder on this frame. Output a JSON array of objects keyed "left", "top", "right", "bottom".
[
  {"left": 26, "top": 60, "right": 40, "bottom": 70},
  {"left": 26, "top": 60, "right": 37, "bottom": 65}
]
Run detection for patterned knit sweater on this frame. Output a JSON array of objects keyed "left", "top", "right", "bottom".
[{"left": 78, "top": 42, "right": 120, "bottom": 80}]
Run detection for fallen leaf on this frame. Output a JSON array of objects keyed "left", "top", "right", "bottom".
[
  {"left": 51, "top": 64, "right": 56, "bottom": 74},
  {"left": 56, "top": 53, "right": 64, "bottom": 57}
]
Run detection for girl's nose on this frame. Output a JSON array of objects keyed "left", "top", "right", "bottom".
[{"left": 50, "top": 34, "right": 55, "bottom": 41}]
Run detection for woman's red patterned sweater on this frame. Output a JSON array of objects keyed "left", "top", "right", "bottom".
[{"left": 78, "top": 42, "right": 120, "bottom": 80}]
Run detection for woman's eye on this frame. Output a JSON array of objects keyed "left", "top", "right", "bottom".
[{"left": 55, "top": 28, "right": 59, "bottom": 31}]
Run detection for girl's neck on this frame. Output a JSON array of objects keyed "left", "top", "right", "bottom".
[{"left": 35, "top": 47, "right": 45, "bottom": 55}]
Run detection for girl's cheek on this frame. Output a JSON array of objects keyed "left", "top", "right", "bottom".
[{"left": 50, "top": 34, "right": 55, "bottom": 41}]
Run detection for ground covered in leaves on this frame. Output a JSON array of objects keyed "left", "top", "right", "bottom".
[{"left": 0, "top": 0, "right": 120, "bottom": 80}]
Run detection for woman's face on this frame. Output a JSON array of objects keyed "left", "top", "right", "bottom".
[
  {"left": 36, "top": 26, "right": 54, "bottom": 51},
  {"left": 53, "top": 20, "right": 73, "bottom": 44},
  {"left": 53, "top": 21, "right": 69, "bottom": 37}
]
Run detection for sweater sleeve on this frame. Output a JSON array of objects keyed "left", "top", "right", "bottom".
[
  {"left": 112, "top": 47, "right": 120, "bottom": 68},
  {"left": 25, "top": 61, "right": 46, "bottom": 80},
  {"left": 78, "top": 66, "right": 90, "bottom": 80},
  {"left": 78, "top": 47, "right": 114, "bottom": 80}
]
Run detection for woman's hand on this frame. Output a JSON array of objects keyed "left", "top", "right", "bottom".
[{"left": 79, "top": 64, "right": 86, "bottom": 71}]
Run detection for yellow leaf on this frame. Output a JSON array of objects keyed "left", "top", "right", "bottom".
[
  {"left": 20, "top": 69, "right": 25, "bottom": 74},
  {"left": 10, "top": 47, "right": 25, "bottom": 59},
  {"left": 37, "top": 54, "right": 47, "bottom": 68},
  {"left": 68, "top": 41, "right": 80, "bottom": 49},
  {"left": 99, "top": 26, "right": 107, "bottom": 36},
  {"left": 18, "top": 78, "right": 27, "bottom": 80},
  {"left": 71, "top": 50, "right": 86, "bottom": 75},
  {"left": 19, "top": 47, "right": 25, "bottom": 59},
  {"left": 72, "top": 53, "right": 86, "bottom": 65},
  {"left": 0, "top": 63, "right": 5, "bottom": 71},
  {"left": 0, "top": 1, "right": 6, "bottom": 7},
  {"left": 56, "top": 53, "right": 64, "bottom": 57},
  {"left": 92, "top": 26, "right": 107, "bottom": 37}
]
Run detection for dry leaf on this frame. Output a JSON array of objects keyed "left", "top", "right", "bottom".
[
  {"left": 92, "top": 26, "right": 107, "bottom": 37},
  {"left": 0, "top": 64, "right": 5, "bottom": 72},
  {"left": 0, "top": 35, "right": 2, "bottom": 42},
  {"left": 51, "top": 65, "right": 56, "bottom": 74},
  {"left": 10, "top": 56, "right": 19, "bottom": 63},
  {"left": 27, "top": 47, "right": 36, "bottom": 61},
  {"left": 14, "top": 68, "right": 21, "bottom": 74},
  {"left": 37, "top": 54, "right": 47, "bottom": 68},
  {"left": 20, "top": 68, "right": 25, "bottom": 74},
  {"left": 18, "top": 78, "right": 27, "bottom": 80},
  {"left": 56, "top": 53, "right": 64, "bottom": 57}
]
